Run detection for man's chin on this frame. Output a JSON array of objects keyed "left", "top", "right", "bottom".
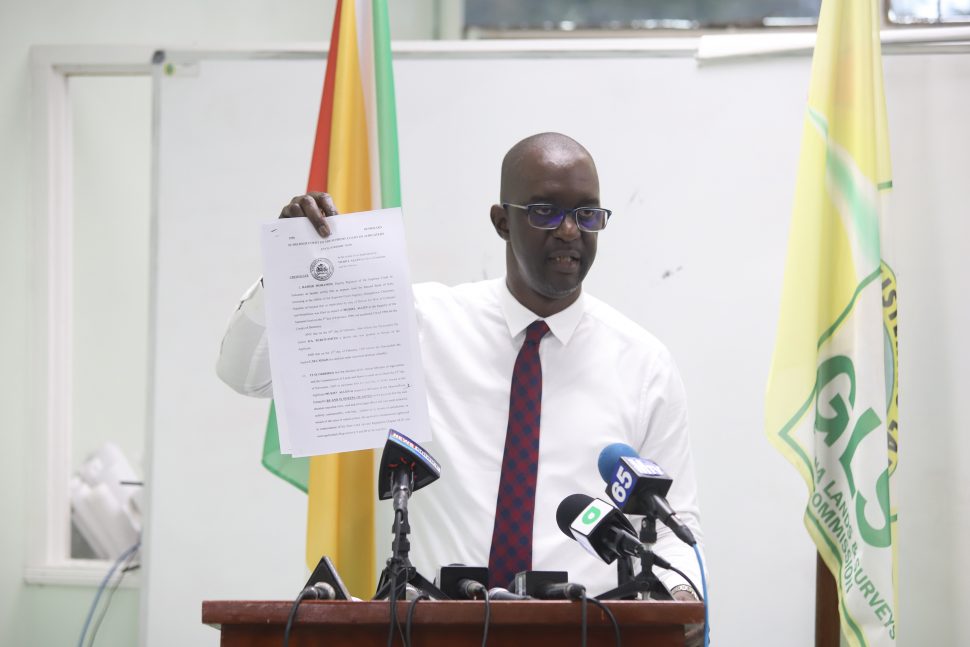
[{"left": 533, "top": 278, "right": 582, "bottom": 301}]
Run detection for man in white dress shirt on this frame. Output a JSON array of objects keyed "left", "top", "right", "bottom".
[{"left": 217, "top": 132, "right": 705, "bottom": 607}]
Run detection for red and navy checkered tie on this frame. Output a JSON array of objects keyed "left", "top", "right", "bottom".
[{"left": 488, "top": 319, "right": 550, "bottom": 589}]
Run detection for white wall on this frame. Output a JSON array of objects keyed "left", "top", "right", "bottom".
[{"left": 0, "top": 2, "right": 437, "bottom": 646}]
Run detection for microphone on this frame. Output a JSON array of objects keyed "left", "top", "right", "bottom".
[
  {"left": 556, "top": 493, "right": 646, "bottom": 564},
  {"left": 301, "top": 582, "right": 336, "bottom": 600},
  {"left": 304, "top": 555, "right": 351, "bottom": 600},
  {"left": 377, "top": 429, "right": 441, "bottom": 514},
  {"left": 488, "top": 587, "right": 531, "bottom": 601},
  {"left": 597, "top": 444, "right": 697, "bottom": 546},
  {"left": 513, "top": 571, "right": 586, "bottom": 601},
  {"left": 437, "top": 566, "right": 489, "bottom": 600}
]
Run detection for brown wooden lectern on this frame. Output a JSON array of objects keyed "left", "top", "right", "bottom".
[{"left": 203, "top": 599, "right": 703, "bottom": 646}]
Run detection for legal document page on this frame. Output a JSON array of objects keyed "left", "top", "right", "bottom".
[{"left": 259, "top": 208, "right": 430, "bottom": 456}]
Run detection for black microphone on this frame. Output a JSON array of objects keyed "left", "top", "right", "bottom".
[
  {"left": 513, "top": 571, "right": 586, "bottom": 601},
  {"left": 537, "top": 582, "right": 587, "bottom": 601},
  {"left": 304, "top": 555, "right": 352, "bottom": 600},
  {"left": 597, "top": 444, "right": 696, "bottom": 546},
  {"left": 488, "top": 587, "right": 531, "bottom": 600},
  {"left": 301, "top": 582, "right": 336, "bottom": 600},
  {"left": 437, "top": 566, "right": 489, "bottom": 600},
  {"left": 377, "top": 429, "right": 441, "bottom": 514},
  {"left": 556, "top": 493, "right": 646, "bottom": 564}
]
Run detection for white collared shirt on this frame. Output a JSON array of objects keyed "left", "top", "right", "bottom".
[{"left": 218, "top": 278, "right": 705, "bottom": 596}]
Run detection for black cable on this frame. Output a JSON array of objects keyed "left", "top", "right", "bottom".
[
  {"left": 387, "top": 510, "right": 403, "bottom": 647},
  {"left": 480, "top": 587, "right": 491, "bottom": 647},
  {"left": 587, "top": 598, "right": 622, "bottom": 647},
  {"left": 580, "top": 590, "right": 588, "bottom": 647},
  {"left": 397, "top": 588, "right": 408, "bottom": 647},
  {"left": 86, "top": 556, "right": 140, "bottom": 647},
  {"left": 283, "top": 589, "right": 313, "bottom": 647},
  {"left": 387, "top": 568, "right": 398, "bottom": 647},
  {"left": 404, "top": 593, "right": 428, "bottom": 647}
]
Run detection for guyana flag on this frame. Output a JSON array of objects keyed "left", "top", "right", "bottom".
[
  {"left": 261, "top": 0, "right": 401, "bottom": 597},
  {"left": 765, "top": 0, "right": 898, "bottom": 644}
]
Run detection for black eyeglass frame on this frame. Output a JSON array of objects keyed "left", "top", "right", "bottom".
[{"left": 501, "top": 203, "right": 613, "bottom": 233}]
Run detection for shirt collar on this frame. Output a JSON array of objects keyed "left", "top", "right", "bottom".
[{"left": 496, "top": 278, "right": 586, "bottom": 346}]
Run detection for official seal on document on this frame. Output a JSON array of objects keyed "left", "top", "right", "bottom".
[{"left": 309, "top": 257, "right": 335, "bottom": 281}]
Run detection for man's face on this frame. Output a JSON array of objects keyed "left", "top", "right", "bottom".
[{"left": 492, "top": 148, "right": 600, "bottom": 316}]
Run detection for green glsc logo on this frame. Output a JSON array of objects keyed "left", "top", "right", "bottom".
[{"left": 581, "top": 504, "right": 603, "bottom": 526}]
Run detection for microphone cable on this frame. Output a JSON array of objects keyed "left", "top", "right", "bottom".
[
  {"left": 586, "top": 597, "right": 621, "bottom": 647},
  {"left": 480, "top": 586, "right": 491, "bottom": 647},
  {"left": 652, "top": 553, "right": 703, "bottom": 602},
  {"left": 653, "top": 548, "right": 710, "bottom": 647},
  {"left": 580, "top": 588, "right": 588, "bottom": 647},
  {"left": 694, "top": 544, "right": 710, "bottom": 647},
  {"left": 453, "top": 578, "right": 491, "bottom": 647},
  {"left": 283, "top": 582, "right": 336, "bottom": 647},
  {"left": 386, "top": 510, "right": 408, "bottom": 647},
  {"left": 404, "top": 592, "right": 429, "bottom": 647}
]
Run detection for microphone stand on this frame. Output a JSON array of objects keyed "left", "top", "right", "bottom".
[
  {"left": 373, "top": 468, "right": 447, "bottom": 601},
  {"left": 595, "top": 513, "right": 671, "bottom": 601}
]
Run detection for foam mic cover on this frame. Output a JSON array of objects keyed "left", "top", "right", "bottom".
[
  {"left": 597, "top": 443, "right": 639, "bottom": 483},
  {"left": 377, "top": 429, "right": 441, "bottom": 502},
  {"left": 556, "top": 494, "right": 643, "bottom": 564}
]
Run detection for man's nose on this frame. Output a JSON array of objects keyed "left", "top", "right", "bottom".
[{"left": 552, "top": 212, "right": 581, "bottom": 241}]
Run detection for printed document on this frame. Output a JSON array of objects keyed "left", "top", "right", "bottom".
[{"left": 259, "top": 208, "right": 430, "bottom": 456}]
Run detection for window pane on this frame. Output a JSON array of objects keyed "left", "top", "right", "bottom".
[
  {"left": 465, "top": 0, "right": 822, "bottom": 31},
  {"left": 943, "top": 0, "right": 970, "bottom": 20},
  {"left": 69, "top": 76, "right": 151, "bottom": 559},
  {"left": 889, "top": 0, "right": 970, "bottom": 22}
]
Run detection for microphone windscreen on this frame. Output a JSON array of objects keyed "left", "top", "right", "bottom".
[
  {"left": 556, "top": 493, "right": 594, "bottom": 536},
  {"left": 597, "top": 443, "right": 638, "bottom": 482}
]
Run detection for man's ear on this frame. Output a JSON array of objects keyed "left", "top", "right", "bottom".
[{"left": 490, "top": 203, "right": 510, "bottom": 241}]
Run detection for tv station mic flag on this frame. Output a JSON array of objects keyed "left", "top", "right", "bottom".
[
  {"left": 260, "top": 0, "right": 402, "bottom": 597},
  {"left": 765, "top": 0, "right": 898, "bottom": 645}
]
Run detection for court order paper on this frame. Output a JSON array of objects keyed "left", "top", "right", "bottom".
[{"left": 259, "top": 208, "right": 430, "bottom": 456}]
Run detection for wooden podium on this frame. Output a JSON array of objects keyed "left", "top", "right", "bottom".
[{"left": 202, "top": 599, "right": 703, "bottom": 646}]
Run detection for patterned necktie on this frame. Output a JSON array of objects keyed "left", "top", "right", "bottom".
[{"left": 488, "top": 319, "right": 550, "bottom": 589}]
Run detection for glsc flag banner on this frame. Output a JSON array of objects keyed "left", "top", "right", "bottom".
[{"left": 765, "top": 0, "right": 898, "bottom": 645}]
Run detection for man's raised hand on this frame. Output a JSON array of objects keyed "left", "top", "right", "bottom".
[{"left": 279, "top": 192, "right": 339, "bottom": 238}]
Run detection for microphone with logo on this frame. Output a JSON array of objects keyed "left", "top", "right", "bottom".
[
  {"left": 598, "top": 443, "right": 696, "bottom": 546},
  {"left": 556, "top": 493, "right": 672, "bottom": 600},
  {"left": 373, "top": 429, "right": 448, "bottom": 602}
]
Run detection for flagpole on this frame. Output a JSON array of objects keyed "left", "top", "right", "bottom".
[{"left": 816, "top": 553, "right": 839, "bottom": 647}]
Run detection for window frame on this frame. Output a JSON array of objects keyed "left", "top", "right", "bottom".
[{"left": 27, "top": 46, "right": 155, "bottom": 587}]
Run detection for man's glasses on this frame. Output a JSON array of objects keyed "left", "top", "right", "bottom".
[{"left": 502, "top": 203, "right": 612, "bottom": 233}]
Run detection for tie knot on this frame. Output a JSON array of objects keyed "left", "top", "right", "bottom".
[{"left": 525, "top": 320, "right": 550, "bottom": 345}]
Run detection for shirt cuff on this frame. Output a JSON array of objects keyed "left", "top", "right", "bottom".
[{"left": 237, "top": 278, "right": 266, "bottom": 327}]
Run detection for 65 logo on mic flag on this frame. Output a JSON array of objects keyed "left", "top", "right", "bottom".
[{"left": 610, "top": 457, "right": 664, "bottom": 504}]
